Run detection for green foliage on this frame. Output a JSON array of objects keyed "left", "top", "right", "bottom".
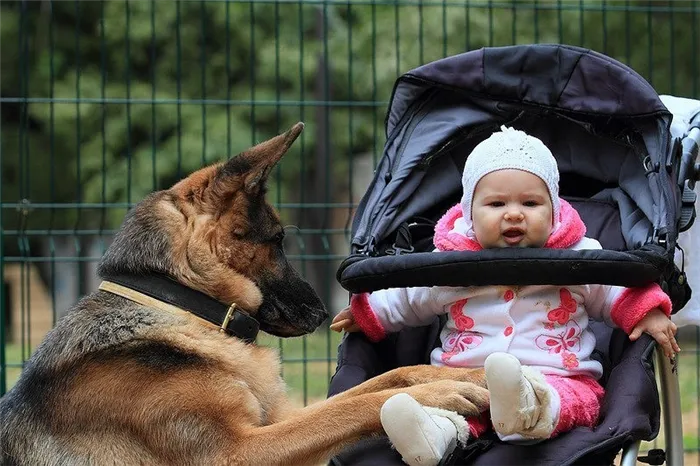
[{"left": 2, "top": 1, "right": 699, "bottom": 233}]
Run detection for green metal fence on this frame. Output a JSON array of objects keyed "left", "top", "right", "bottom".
[{"left": 1, "top": 0, "right": 699, "bottom": 458}]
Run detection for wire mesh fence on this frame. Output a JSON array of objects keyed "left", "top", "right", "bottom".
[{"left": 1, "top": 0, "right": 699, "bottom": 460}]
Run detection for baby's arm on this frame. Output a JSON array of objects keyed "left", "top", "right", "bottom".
[
  {"left": 586, "top": 283, "right": 678, "bottom": 357},
  {"left": 574, "top": 237, "right": 678, "bottom": 356},
  {"left": 331, "top": 286, "right": 470, "bottom": 342}
]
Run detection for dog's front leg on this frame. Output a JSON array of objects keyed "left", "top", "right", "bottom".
[
  {"left": 331, "top": 365, "right": 486, "bottom": 400},
  {"left": 229, "top": 379, "right": 489, "bottom": 466}
]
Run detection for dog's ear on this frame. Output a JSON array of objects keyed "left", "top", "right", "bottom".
[
  {"left": 219, "top": 122, "right": 304, "bottom": 195},
  {"left": 242, "top": 122, "right": 304, "bottom": 193}
]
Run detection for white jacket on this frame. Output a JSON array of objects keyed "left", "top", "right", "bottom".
[{"left": 350, "top": 200, "right": 671, "bottom": 379}]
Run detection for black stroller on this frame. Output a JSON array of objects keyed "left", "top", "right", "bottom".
[{"left": 329, "top": 44, "right": 700, "bottom": 466}]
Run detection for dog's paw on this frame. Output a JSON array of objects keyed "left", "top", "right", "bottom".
[{"left": 406, "top": 380, "right": 490, "bottom": 417}]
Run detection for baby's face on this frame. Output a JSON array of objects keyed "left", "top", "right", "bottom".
[{"left": 471, "top": 169, "right": 553, "bottom": 248}]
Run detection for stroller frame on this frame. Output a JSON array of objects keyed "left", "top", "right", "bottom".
[
  {"left": 620, "top": 351, "right": 682, "bottom": 466},
  {"left": 332, "top": 45, "right": 700, "bottom": 466}
]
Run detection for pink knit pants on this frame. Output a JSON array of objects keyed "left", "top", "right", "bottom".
[{"left": 468, "top": 374, "right": 605, "bottom": 438}]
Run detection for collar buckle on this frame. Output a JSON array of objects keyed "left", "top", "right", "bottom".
[{"left": 219, "top": 303, "right": 238, "bottom": 333}]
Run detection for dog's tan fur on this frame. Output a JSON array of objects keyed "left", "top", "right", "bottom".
[{"left": 0, "top": 123, "right": 488, "bottom": 466}]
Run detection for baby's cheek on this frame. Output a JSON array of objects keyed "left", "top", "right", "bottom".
[
  {"left": 532, "top": 212, "right": 553, "bottom": 245},
  {"left": 538, "top": 210, "right": 553, "bottom": 231},
  {"left": 474, "top": 222, "right": 498, "bottom": 248}
]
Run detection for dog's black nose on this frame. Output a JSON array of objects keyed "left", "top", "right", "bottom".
[{"left": 302, "top": 304, "right": 329, "bottom": 330}]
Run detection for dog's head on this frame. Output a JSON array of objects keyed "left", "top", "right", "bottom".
[{"left": 98, "top": 123, "right": 328, "bottom": 337}]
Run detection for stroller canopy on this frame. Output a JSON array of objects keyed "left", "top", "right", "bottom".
[{"left": 339, "top": 44, "right": 684, "bottom": 295}]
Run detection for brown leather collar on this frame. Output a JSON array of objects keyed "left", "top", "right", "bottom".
[{"left": 99, "top": 274, "right": 259, "bottom": 343}]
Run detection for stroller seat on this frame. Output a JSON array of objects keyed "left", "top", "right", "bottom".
[
  {"left": 329, "top": 321, "right": 658, "bottom": 466},
  {"left": 330, "top": 195, "right": 662, "bottom": 465},
  {"left": 329, "top": 44, "right": 700, "bottom": 466}
]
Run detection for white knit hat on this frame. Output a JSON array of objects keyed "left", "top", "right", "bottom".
[{"left": 460, "top": 126, "right": 560, "bottom": 233}]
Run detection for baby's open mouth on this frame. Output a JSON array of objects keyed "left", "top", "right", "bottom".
[{"left": 502, "top": 228, "right": 525, "bottom": 244}]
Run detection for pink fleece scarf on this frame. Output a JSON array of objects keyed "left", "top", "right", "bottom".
[{"left": 433, "top": 198, "right": 586, "bottom": 252}]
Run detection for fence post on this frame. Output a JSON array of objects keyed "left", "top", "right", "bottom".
[
  {"left": 1, "top": 98, "right": 5, "bottom": 396},
  {"left": 0, "top": 268, "right": 4, "bottom": 397}
]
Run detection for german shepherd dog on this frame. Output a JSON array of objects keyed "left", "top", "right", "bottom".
[{"left": 0, "top": 123, "right": 488, "bottom": 466}]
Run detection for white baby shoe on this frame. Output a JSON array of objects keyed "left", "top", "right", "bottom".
[
  {"left": 380, "top": 392, "right": 469, "bottom": 466},
  {"left": 485, "top": 352, "right": 557, "bottom": 439}
]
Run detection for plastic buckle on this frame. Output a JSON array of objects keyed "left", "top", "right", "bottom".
[
  {"left": 638, "top": 448, "right": 666, "bottom": 465},
  {"left": 679, "top": 181, "right": 697, "bottom": 232},
  {"left": 385, "top": 223, "right": 414, "bottom": 255},
  {"left": 650, "top": 229, "right": 668, "bottom": 247},
  {"left": 436, "top": 437, "right": 458, "bottom": 466},
  {"left": 438, "top": 433, "right": 497, "bottom": 465},
  {"left": 357, "top": 237, "right": 377, "bottom": 256},
  {"left": 385, "top": 245, "right": 414, "bottom": 256}
]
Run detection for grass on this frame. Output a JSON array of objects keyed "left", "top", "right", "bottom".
[
  {"left": 677, "top": 349, "right": 700, "bottom": 414},
  {"left": 683, "top": 434, "right": 699, "bottom": 450},
  {"left": 2, "top": 342, "right": 23, "bottom": 390}
]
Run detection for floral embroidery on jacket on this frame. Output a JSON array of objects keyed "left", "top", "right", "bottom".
[
  {"left": 442, "top": 299, "right": 482, "bottom": 363},
  {"left": 450, "top": 299, "right": 474, "bottom": 331},
  {"left": 547, "top": 288, "right": 578, "bottom": 325},
  {"left": 535, "top": 320, "right": 582, "bottom": 354},
  {"left": 562, "top": 352, "right": 580, "bottom": 369},
  {"left": 441, "top": 332, "right": 484, "bottom": 363}
]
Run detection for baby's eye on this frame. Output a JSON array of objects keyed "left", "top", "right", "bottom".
[
  {"left": 523, "top": 200, "right": 539, "bottom": 207},
  {"left": 489, "top": 201, "right": 505, "bottom": 207}
]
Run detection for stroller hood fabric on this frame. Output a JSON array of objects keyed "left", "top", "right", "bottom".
[{"left": 341, "top": 44, "right": 682, "bottom": 294}]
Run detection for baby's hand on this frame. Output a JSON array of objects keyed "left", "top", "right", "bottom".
[
  {"left": 629, "top": 308, "right": 680, "bottom": 358},
  {"left": 330, "top": 306, "right": 361, "bottom": 333}
]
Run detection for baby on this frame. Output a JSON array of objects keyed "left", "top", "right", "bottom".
[{"left": 331, "top": 126, "right": 680, "bottom": 466}]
